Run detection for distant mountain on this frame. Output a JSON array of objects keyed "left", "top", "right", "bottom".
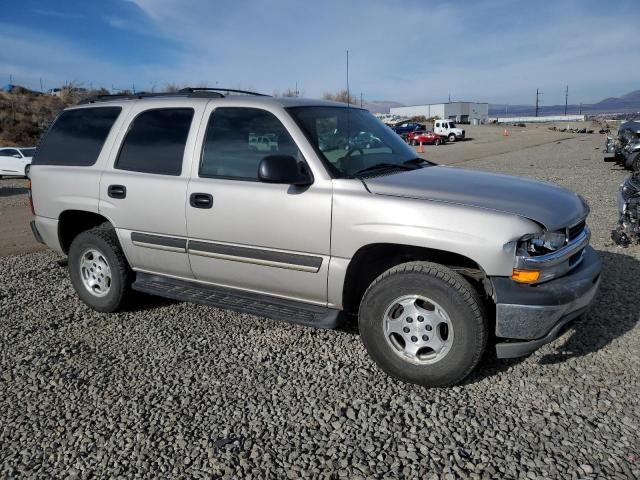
[
  {"left": 363, "top": 100, "right": 405, "bottom": 113},
  {"left": 489, "top": 89, "right": 640, "bottom": 117}
]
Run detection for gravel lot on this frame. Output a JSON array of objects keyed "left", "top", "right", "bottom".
[{"left": 1, "top": 129, "right": 639, "bottom": 479}]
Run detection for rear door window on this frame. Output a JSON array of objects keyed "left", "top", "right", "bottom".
[
  {"left": 32, "top": 107, "right": 121, "bottom": 166},
  {"left": 116, "top": 108, "right": 194, "bottom": 176}
]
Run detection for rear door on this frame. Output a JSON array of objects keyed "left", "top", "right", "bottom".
[
  {"left": 99, "top": 100, "right": 205, "bottom": 279},
  {"left": 185, "top": 104, "right": 332, "bottom": 304}
]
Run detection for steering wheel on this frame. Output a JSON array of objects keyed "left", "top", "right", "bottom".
[
  {"left": 337, "top": 147, "right": 365, "bottom": 171},
  {"left": 344, "top": 147, "right": 364, "bottom": 157}
]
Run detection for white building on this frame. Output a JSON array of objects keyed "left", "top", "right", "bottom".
[{"left": 390, "top": 102, "right": 489, "bottom": 124}]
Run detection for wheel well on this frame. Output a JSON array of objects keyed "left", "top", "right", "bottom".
[
  {"left": 58, "top": 210, "right": 112, "bottom": 254},
  {"left": 342, "top": 243, "right": 490, "bottom": 314}
]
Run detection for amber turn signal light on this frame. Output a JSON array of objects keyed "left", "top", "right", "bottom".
[{"left": 511, "top": 269, "right": 540, "bottom": 283}]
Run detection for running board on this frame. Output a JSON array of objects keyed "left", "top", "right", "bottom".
[{"left": 132, "top": 273, "right": 341, "bottom": 329}]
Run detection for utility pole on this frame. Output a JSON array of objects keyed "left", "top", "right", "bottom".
[
  {"left": 564, "top": 85, "right": 568, "bottom": 115},
  {"left": 39, "top": 78, "right": 44, "bottom": 93},
  {"left": 579, "top": 102, "right": 583, "bottom": 115},
  {"left": 535, "top": 88, "right": 542, "bottom": 117},
  {"left": 295, "top": 81, "right": 299, "bottom": 97},
  {"left": 448, "top": 93, "right": 451, "bottom": 103},
  {"left": 360, "top": 92, "right": 363, "bottom": 108}
]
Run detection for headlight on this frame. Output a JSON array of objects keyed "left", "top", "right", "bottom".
[{"left": 518, "top": 231, "right": 566, "bottom": 255}]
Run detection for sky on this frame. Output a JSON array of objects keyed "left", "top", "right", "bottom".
[{"left": 1, "top": 0, "right": 639, "bottom": 106}]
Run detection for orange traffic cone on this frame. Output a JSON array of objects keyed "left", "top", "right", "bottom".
[
  {"left": 503, "top": 128, "right": 510, "bottom": 136},
  {"left": 417, "top": 141, "right": 425, "bottom": 153}
]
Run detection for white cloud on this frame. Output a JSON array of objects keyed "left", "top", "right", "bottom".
[
  {"left": 125, "top": 0, "right": 640, "bottom": 104},
  {"left": 3, "top": 1, "right": 640, "bottom": 104}
]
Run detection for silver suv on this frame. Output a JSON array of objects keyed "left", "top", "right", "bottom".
[{"left": 29, "top": 88, "right": 602, "bottom": 387}]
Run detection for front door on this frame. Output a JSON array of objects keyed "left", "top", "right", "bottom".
[
  {"left": 186, "top": 105, "right": 332, "bottom": 305},
  {"left": 99, "top": 101, "right": 204, "bottom": 279}
]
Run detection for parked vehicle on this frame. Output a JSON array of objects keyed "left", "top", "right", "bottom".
[
  {"left": 612, "top": 171, "right": 640, "bottom": 246},
  {"left": 350, "top": 131, "right": 383, "bottom": 149},
  {"left": 318, "top": 132, "right": 346, "bottom": 152},
  {"left": 393, "top": 122, "right": 424, "bottom": 136},
  {"left": 604, "top": 121, "right": 640, "bottom": 170},
  {"left": 434, "top": 120, "right": 465, "bottom": 142},
  {"left": 249, "top": 135, "right": 278, "bottom": 152},
  {"left": 0, "top": 147, "right": 36, "bottom": 178},
  {"left": 29, "top": 89, "right": 601, "bottom": 387},
  {"left": 407, "top": 130, "right": 445, "bottom": 146}
]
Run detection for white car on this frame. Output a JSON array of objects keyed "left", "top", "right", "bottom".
[
  {"left": 434, "top": 120, "right": 465, "bottom": 142},
  {"left": 0, "top": 147, "right": 36, "bottom": 178}
]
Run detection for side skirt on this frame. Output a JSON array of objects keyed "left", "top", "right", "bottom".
[{"left": 132, "top": 272, "right": 342, "bottom": 329}]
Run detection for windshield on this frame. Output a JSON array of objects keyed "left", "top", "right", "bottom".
[
  {"left": 448, "top": 122, "right": 456, "bottom": 128},
  {"left": 19, "top": 148, "right": 36, "bottom": 157},
  {"left": 288, "top": 106, "right": 421, "bottom": 177}
]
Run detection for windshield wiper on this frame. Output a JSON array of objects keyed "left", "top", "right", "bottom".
[
  {"left": 403, "top": 157, "right": 433, "bottom": 167},
  {"left": 350, "top": 162, "right": 417, "bottom": 177}
]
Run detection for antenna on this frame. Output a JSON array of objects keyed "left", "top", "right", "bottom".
[
  {"left": 346, "top": 50, "right": 350, "bottom": 106},
  {"left": 564, "top": 85, "right": 568, "bottom": 116}
]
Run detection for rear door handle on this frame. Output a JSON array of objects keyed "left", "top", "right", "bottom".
[
  {"left": 108, "top": 184, "right": 126, "bottom": 199},
  {"left": 190, "top": 193, "right": 213, "bottom": 209}
]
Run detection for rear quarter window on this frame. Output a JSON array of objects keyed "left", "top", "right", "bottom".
[{"left": 33, "top": 107, "right": 122, "bottom": 166}]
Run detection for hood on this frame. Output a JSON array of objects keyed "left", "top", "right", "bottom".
[{"left": 363, "top": 166, "right": 587, "bottom": 231}]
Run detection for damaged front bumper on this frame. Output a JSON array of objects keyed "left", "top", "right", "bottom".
[
  {"left": 612, "top": 173, "right": 640, "bottom": 246},
  {"left": 491, "top": 246, "right": 602, "bottom": 358}
]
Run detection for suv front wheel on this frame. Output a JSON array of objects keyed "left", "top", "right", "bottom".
[
  {"left": 68, "top": 226, "right": 132, "bottom": 312},
  {"left": 358, "top": 261, "right": 487, "bottom": 387}
]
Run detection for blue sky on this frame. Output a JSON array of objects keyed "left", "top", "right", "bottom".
[{"left": 1, "top": 0, "right": 639, "bottom": 105}]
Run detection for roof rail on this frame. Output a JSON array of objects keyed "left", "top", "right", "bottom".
[
  {"left": 78, "top": 86, "right": 270, "bottom": 104},
  {"left": 178, "top": 87, "right": 270, "bottom": 97}
]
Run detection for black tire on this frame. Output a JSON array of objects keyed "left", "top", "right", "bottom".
[
  {"left": 623, "top": 153, "right": 635, "bottom": 170},
  {"left": 631, "top": 153, "right": 640, "bottom": 172},
  {"left": 358, "top": 261, "right": 487, "bottom": 387},
  {"left": 24, "top": 164, "right": 30, "bottom": 178},
  {"left": 448, "top": 134, "right": 456, "bottom": 142},
  {"left": 435, "top": 139, "right": 441, "bottom": 146},
  {"left": 68, "top": 225, "right": 133, "bottom": 312}
]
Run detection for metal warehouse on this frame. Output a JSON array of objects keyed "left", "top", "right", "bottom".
[{"left": 390, "top": 102, "right": 489, "bottom": 124}]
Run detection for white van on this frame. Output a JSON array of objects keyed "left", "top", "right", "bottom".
[{"left": 434, "top": 120, "right": 465, "bottom": 142}]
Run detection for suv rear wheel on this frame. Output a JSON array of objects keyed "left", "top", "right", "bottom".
[
  {"left": 358, "top": 261, "right": 487, "bottom": 387},
  {"left": 68, "top": 226, "right": 132, "bottom": 312}
]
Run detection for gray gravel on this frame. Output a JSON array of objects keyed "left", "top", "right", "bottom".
[{"left": 1, "top": 134, "right": 639, "bottom": 479}]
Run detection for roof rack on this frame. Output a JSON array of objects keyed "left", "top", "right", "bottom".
[{"left": 79, "top": 87, "right": 270, "bottom": 104}]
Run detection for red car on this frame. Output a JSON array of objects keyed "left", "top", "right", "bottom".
[{"left": 407, "top": 130, "right": 445, "bottom": 146}]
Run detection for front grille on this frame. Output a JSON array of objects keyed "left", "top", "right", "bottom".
[
  {"left": 568, "top": 220, "right": 586, "bottom": 241},
  {"left": 569, "top": 249, "right": 584, "bottom": 267}
]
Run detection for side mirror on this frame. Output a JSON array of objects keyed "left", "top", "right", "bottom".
[
  {"left": 258, "top": 155, "right": 312, "bottom": 186},
  {"left": 13, "top": 154, "right": 21, "bottom": 158}
]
